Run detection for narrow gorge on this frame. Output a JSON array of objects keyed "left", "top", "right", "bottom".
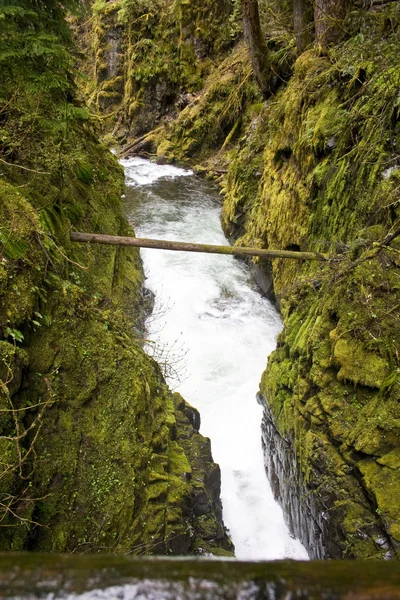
[
  {"left": 121, "top": 156, "right": 307, "bottom": 559},
  {"left": 1, "top": 0, "right": 400, "bottom": 586}
]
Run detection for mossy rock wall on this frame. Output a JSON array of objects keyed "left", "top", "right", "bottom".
[
  {"left": 80, "top": 0, "right": 234, "bottom": 139},
  {"left": 228, "top": 10, "right": 400, "bottom": 559},
  {"left": 136, "top": 5, "right": 400, "bottom": 559},
  {"left": 0, "top": 4, "right": 232, "bottom": 555},
  {"left": 0, "top": 153, "right": 232, "bottom": 555}
]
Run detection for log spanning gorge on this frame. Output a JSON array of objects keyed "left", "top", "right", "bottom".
[{"left": 121, "top": 157, "right": 308, "bottom": 560}]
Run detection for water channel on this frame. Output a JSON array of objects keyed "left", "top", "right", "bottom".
[{"left": 122, "top": 157, "right": 308, "bottom": 561}]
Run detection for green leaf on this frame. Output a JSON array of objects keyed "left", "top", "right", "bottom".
[
  {"left": 6, "top": 327, "right": 24, "bottom": 343},
  {"left": 0, "top": 228, "right": 29, "bottom": 260}
]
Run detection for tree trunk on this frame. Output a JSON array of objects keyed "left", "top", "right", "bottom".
[
  {"left": 70, "top": 231, "right": 330, "bottom": 261},
  {"left": 241, "top": 0, "right": 271, "bottom": 98},
  {"left": 314, "top": 0, "right": 349, "bottom": 48},
  {"left": 293, "top": 0, "right": 314, "bottom": 53}
]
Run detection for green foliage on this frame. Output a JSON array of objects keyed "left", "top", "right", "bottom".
[
  {"left": 5, "top": 327, "right": 24, "bottom": 343},
  {"left": 0, "top": 1, "right": 80, "bottom": 94},
  {"left": 228, "top": 0, "right": 242, "bottom": 40},
  {"left": 0, "top": 227, "right": 29, "bottom": 260},
  {"left": 75, "top": 162, "right": 95, "bottom": 184},
  {"left": 38, "top": 205, "right": 65, "bottom": 237},
  {"left": 0, "top": 1, "right": 95, "bottom": 176}
]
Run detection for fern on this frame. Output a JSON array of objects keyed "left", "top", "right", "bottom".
[
  {"left": 39, "top": 205, "right": 65, "bottom": 237},
  {"left": 0, "top": 228, "right": 29, "bottom": 260},
  {"left": 0, "top": 1, "right": 81, "bottom": 94}
]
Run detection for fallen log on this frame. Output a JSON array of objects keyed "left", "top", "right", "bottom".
[
  {"left": 118, "top": 133, "right": 149, "bottom": 157},
  {"left": 118, "top": 127, "right": 163, "bottom": 158},
  {"left": 2, "top": 553, "right": 400, "bottom": 599},
  {"left": 70, "top": 232, "right": 330, "bottom": 261}
]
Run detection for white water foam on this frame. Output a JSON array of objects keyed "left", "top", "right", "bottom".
[
  {"left": 120, "top": 156, "right": 192, "bottom": 187},
  {"left": 123, "top": 157, "right": 308, "bottom": 560}
]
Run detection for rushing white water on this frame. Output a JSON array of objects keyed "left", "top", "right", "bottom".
[{"left": 122, "top": 157, "right": 308, "bottom": 560}]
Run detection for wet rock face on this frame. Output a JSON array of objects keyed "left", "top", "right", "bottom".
[
  {"left": 257, "top": 265, "right": 400, "bottom": 560},
  {"left": 260, "top": 366, "right": 398, "bottom": 560},
  {"left": 81, "top": 0, "right": 234, "bottom": 139},
  {"left": 0, "top": 282, "right": 232, "bottom": 556},
  {"left": 106, "top": 27, "right": 122, "bottom": 79},
  {"left": 131, "top": 79, "right": 178, "bottom": 137},
  {"left": 173, "top": 394, "right": 233, "bottom": 555},
  {"left": 250, "top": 261, "right": 275, "bottom": 301},
  {"left": 94, "top": 19, "right": 124, "bottom": 112},
  {"left": 261, "top": 400, "right": 333, "bottom": 559}
]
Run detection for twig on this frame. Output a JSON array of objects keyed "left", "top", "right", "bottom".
[
  {"left": 43, "top": 232, "right": 88, "bottom": 270},
  {"left": 0, "top": 158, "right": 51, "bottom": 175}
]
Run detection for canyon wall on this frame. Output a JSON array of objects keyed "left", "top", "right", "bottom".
[
  {"left": 0, "top": 1, "right": 232, "bottom": 556},
  {"left": 91, "top": 0, "right": 400, "bottom": 558}
]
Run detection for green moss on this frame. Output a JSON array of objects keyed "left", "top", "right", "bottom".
[
  {"left": 359, "top": 459, "right": 400, "bottom": 544},
  {"left": 80, "top": 0, "right": 234, "bottom": 133},
  {"left": 153, "top": 43, "right": 260, "bottom": 163},
  {"left": 378, "top": 448, "right": 400, "bottom": 470},
  {"left": 156, "top": 140, "right": 176, "bottom": 164},
  {"left": 333, "top": 338, "right": 389, "bottom": 388}
]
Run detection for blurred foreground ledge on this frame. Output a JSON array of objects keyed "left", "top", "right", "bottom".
[{"left": 0, "top": 554, "right": 400, "bottom": 599}]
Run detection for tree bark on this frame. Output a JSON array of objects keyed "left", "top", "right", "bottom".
[
  {"left": 314, "top": 0, "right": 349, "bottom": 48},
  {"left": 70, "top": 232, "right": 329, "bottom": 261},
  {"left": 241, "top": 0, "right": 271, "bottom": 98},
  {"left": 293, "top": 0, "right": 314, "bottom": 53}
]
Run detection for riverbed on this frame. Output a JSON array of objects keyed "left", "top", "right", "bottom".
[{"left": 122, "top": 157, "right": 308, "bottom": 560}]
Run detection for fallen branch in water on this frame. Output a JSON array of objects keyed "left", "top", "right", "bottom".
[
  {"left": 118, "top": 127, "right": 162, "bottom": 158},
  {"left": 70, "top": 231, "right": 330, "bottom": 261}
]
